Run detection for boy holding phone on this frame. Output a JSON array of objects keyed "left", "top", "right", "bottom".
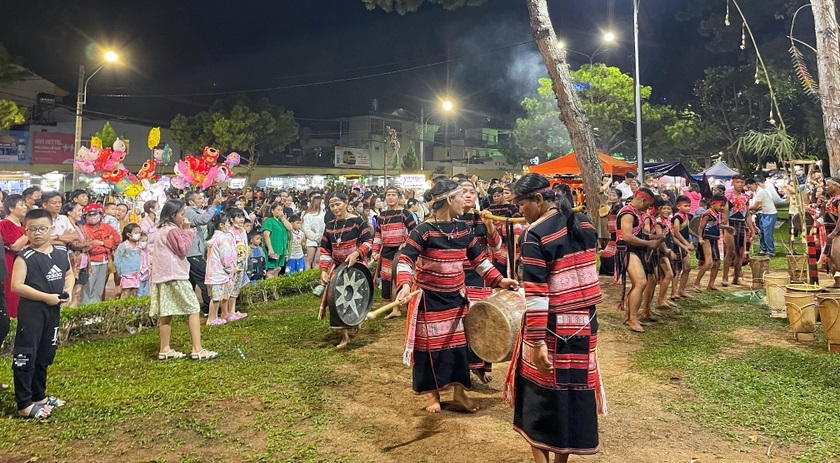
[{"left": 11, "top": 209, "right": 72, "bottom": 419}]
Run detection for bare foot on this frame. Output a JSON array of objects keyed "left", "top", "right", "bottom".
[
  {"left": 383, "top": 309, "right": 402, "bottom": 320},
  {"left": 335, "top": 330, "right": 350, "bottom": 349},
  {"left": 627, "top": 321, "right": 645, "bottom": 332},
  {"left": 473, "top": 370, "right": 493, "bottom": 384},
  {"left": 424, "top": 392, "right": 441, "bottom": 413},
  {"left": 707, "top": 286, "right": 720, "bottom": 291},
  {"left": 678, "top": 292, "right": 692, "bottom": 298},
  {"left": 453, "top": 389, "right": 479, "bottom": 413},
  {"left": 690, "top": 285, "right": 702, "bottom": 292},
  {"left": 721, "top": 281, "right": 730, "bottom": 287}
]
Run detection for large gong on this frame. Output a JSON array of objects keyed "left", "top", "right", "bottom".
[{"left": 327, "top": 262, "right": 374, "bottom": 327}]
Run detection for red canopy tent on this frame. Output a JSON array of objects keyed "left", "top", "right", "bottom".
[{"left": 529, "top": 151, "right": 637, "bottom": 177}]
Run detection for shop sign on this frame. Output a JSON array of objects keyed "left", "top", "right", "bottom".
[
  {"left": 335, "top": 147, "right": 370, "bottom": 169},
  {"left": 32, "top": 131, "right": 75, "bottom": 164},
  {"left": 0, "top": 131, "right": 29, "bottom": 162}
]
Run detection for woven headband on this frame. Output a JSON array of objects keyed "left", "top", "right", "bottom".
[
  {"left": 512, "top": 187, "right": 554, "bottom": 203},
  {"left": 709, "top": 198, "right": 726, "bottom": 206},
  {"left": 635, "top": 191, "right": 654, "bottom": 202},
  {"left": 827, "top": 178, "right": 840, "bottom": 188},
  {"left": 676, "top": 198, "right": 691, "bottom": 205},
  {"left": 431, "top": 186, "right": 463, "bottom": 203}
]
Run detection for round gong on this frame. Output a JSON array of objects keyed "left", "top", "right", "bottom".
[{"left": 327, "top": 262, "right": 374, "bottom": 327}]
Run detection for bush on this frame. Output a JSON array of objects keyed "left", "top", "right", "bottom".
[{"left": 0, "top": 270, "right": 321, "bottom": 352}]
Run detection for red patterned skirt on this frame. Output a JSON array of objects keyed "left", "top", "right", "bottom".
[{"left": 411, "top": 292, "right": 473, "bottom": 394}]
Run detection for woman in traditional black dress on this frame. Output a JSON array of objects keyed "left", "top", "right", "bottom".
[
  {"left": 371, "top": 186, "right": 416, "bottom": 318},
  {"left": 503, "top": 173, "right": 606, "bottom": 463},
  {"left": 394, "top": 179, "right": 519, "bottom": 413},
  {"left": 318, "top": 192, "right": 374, "bottom": 349}
]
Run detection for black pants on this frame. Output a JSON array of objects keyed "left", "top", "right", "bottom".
[
  {"left": 0, "top": 282, "right": 9, "bottom": 354},
  {"left": 187, "top": 256, "right": 210, "bottom": 312},
  {"left": 12, "top": 303, "right": 60, "bottom": 410}
]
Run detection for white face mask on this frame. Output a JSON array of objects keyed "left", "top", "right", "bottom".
[
  {"left": 138, "top": 242, "right": 148, "bottom": 250},
  {"left": 131, "top": 233, "right": 141, "bottom": 241}
]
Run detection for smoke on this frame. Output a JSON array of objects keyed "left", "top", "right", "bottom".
[{"left": 451, "top": 17, "right": 547, "bottom": 113}]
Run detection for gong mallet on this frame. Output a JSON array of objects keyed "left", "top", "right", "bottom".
[
  {"left": 479, "top": 210, "right": 527, "bottom": 224},
  {"left": 366, "top": 290, "right": 421, "bottom": 320}
]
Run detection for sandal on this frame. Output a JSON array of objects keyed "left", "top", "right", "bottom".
[
  {"left": 207, "top": 318, "right": 227, "bottom": 326},
  {"left": 157, "top": 349, "right": 186, "bottom": 360},
  {"left": 191, "top": 349, "right": 219, "bottom": 361},
  {"left": 18, "top": 402, "right": 52, "bottom": 420},
  {"left": 46, "top": 396, "right": 66, "bottom": 407}
]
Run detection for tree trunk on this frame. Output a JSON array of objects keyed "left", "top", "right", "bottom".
[
  {"left": 526, "top": 0, "right": 605, "bottom": 218},
  {"left": 812, "top": 0, "right": 840, "bottom": 176}
]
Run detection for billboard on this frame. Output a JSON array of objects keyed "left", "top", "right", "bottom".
[
  {"left": 0, "top": 131, "right": 29, "bottom": 163},
  {"left": 32, "top": 131, "right": 75, "bottom": 164},
  {"left": 335, "top": 147, "right": 370, "bottom": 169}
]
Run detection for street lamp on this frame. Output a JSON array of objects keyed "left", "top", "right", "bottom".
[
  {"left": 558, "top": 32, "right": 616, "bottom": 65},
  {"left": 73, "top": 50, "right": 118, "bottom": 189},
  {"left": 632, "top": 0, "right": 643, "bottom": 177},
  {"left": 418, "top": 100, "right": 453, "bottom": 172}
]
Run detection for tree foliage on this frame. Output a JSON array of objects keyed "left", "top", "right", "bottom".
[
  {"left": 170, "top": 96, "right": 300, "bottom": 177},
  {"left": 94, "top": 121, "right": 117, "bottom": 149},
  {"left": 402, "top": 143, "right": 418, "bottom": 171},
  {"left": 0, "top": 43, "right": 31, "bottom": 130},
  {"left": 509, "top": 78, "right": 572, "bottom": 163},
  {"left": 362, "top": 0, "right": 487, "bottom": 14}
]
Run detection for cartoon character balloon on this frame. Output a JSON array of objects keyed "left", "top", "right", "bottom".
[
  {"left": 137, "top": 160, "right": 156, "bottom": 180},
  {"left": 148, "top": 127, "right": 160, "bottom": 150}
]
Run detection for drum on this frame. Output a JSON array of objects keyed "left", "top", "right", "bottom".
[
  {"left": 763, "top": 272, "right": 789, "bottom": 318},
  {"left": 785, "top": 284, "right": 820, "bottom": 342},
  {"left": 818, "top": 293, "right": 840, "bottom": 351},
  {"left": 463, "top": 289, "right": 526, "bottom": 363},
  {"left": 786, "top": 254, "right": 808, "bottom": 284},
  {"left": 327, "top": 262, "right": 374, "bottom": 328},
  {"left": 749, "top": 256, "right": 770, "bottom": 290}
]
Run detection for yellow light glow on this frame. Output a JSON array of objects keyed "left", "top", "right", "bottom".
[
  {"left": 558, "top": 41, "right": 566, "bottom": 49},
  {"left": 442, "top": 100, "right": 453, "bottom": 111},
  {"left": 104, "top": 51, "right": 118, "bottom": 62},
  {"left": 604, "top": 32, "right": 616, "bottom": 43}
]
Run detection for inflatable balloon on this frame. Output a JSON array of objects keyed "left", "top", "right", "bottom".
[
  {"left": 74, "top": 159, "right": 95, "bottom": 174},
  {"left": 124, "top": 183, "right": 144, "bottom": 197},
  {"left": 170, "top": 176, "right": 187, "bottom": 190},
  {"left": 102, "top": 164, "right": 128, "bottom": 183},
  {"left": 202, "top": 146, "right": 220, "bottom": 165},
  {"left": 225, "top": 152, "right": 241, "bottom": 167},
  {"left": 148, "top": 127, "right": 161, "bottom": 150},
  {"left": 113, "top": 138, "right": 127, "bottom": 152},
  {"left": 103, "top": 150, "right": 125, "bottom": 172},
  {"left": 90, "top": 136, "right": 103, "bottom": 149},
  {"left": 112, "top": 178, "right": 131, "bottom": 194},
  {"left": 160, "top": 144, "right": 172, "bottom": 164},
  {"left": 137, "top": 159, "right": 156, "bottom": 180},
  {"left": 95, "top": 147, "right": 113, "bottom": 172}
]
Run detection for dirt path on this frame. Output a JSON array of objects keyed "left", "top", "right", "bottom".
[{"left": 320, "top": 278, "right": 799, "bottom": 462}]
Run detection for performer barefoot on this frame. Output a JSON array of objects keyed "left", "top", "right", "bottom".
[
  {"left": 722, "top": 175, "right": 750, "bottom": 286},
  {"left": 318, "top": 193, "right": 373, "bottom": 349},
  {"left": 693, "top": 195, "right": 727, "bottom": 291},
  {"left": 616, "top": 188, "right": 660, "bottom": 332},
  {"left": 371, "top": 186, "right": 416, "bottom": 318},
  {"left": 653, "top": 200, "right": 677, "bottom": 308},
  {"left": 503, "top": 173, "right": 606, "bottom": 463},
  {"left": 394, "top": 179, "right": 518, "bottom": 413},
  {"left": 598, "top": 189, "right": 622, "bottom": 276},
  {"left": 459, "top": 179, "right": 502, "bottom": 384},
  {"left": 671, "top": 196, "right": 695, "bottom": 298}
]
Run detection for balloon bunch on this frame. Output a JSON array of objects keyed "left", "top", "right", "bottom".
[
  {"left": 74, "top": 137, "right": 138, "bottom": 194},
  {"left": 170, "top": 146, "right": 240, "bottom": 190}
]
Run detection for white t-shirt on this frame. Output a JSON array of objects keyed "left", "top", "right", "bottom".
[
  {"left": 52, "top": 214, "right": 75, "bottom": 238},
  {"left": 752, "top": 186, "right": 778, "bottom": 215},
  {"left": 616, "top": 181, "right": 633, "bottom": 200}
]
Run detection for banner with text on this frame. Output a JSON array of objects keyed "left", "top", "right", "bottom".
[
  {"left": 0, "top": 131, "right": 29, "bottom": 163},
  {"left": 335, "top": 147, "right": 370, "bottom": 169},
  {"left": 32, "top": 131, "right": 75, "bottom": 164}
]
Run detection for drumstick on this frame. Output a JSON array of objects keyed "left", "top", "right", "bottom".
[
  {"left": 480, "top": 210, "right": 527, "bottom": 224},
  {"left": 366, "top": 290, "right": 421, "bottom": 320}
]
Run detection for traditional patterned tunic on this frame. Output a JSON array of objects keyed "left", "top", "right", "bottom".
[
  {"left": 504, "top": 210, "right": 605, "bottom": 455},
  {"left": 671, "top": 211, "right": 693, "bottom": 271},
  {"left": 697, "top": 209, "right": 722, "bottom": 264},
  {"left": 396, "top": 220, "right": 503, "bottom": 394},
  {"left": 726, "top": 191, "right": 750, "bottom": 254},
  {"left": 318, "top": 216, "right": 373, "bottom": 327},
  {"left": 598, "top": 202, "right": 622, "bottom": 276},
  {"left": 372, "top": 208, "right": 416, "bottom": 300},
  {"left": 486, "top": 203, "right": 522, "bottom": 276},
  {"left": 460, "top": 210, "right": 502, "bottom": 372}
]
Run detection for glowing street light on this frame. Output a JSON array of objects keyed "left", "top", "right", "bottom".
[
  {"left": 419, "top": 100, "right": 454, "bottom": 171},
  {"left": 558, "top": 32, "right": 616, "bottom": 65},
  {"left": 73, "top": 50, "right": 120, "bottom": 189}
]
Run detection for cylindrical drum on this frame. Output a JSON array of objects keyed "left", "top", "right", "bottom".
[
  {"left": 764, "top": 273, "right": 790, "bottom": 318},
  {"left": 750, "top": 256, "right": 771, "bottom": 290},
  {"left": 463, "top": 289, "right": 526, "bottom": 363},
  {"left": 787, "top": 255, "right": 808, "bottom": 284},
  {"left": 785, "top": 284, "right": 820, "bottom": 341},
  {"left": 818, "top": 293, "right": 840, "bottom": 351}
]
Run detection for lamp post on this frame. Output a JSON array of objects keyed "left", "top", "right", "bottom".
[
  {"left": 419, "top": 100, "right": 453, "bottom": 172},
  {"left": 633, "top": 0, "right": 644, "bottom": 178},
  {"left": 558, "top": 32, "right": 615, "bottom": 65},
  {"left": 73, "top": 51, "right": 118, "bottom": 190}
]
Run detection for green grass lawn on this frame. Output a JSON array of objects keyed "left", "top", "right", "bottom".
[
  {"left": 0, "top": 293, "right": 384, "bottom": 462},
  {"left": 630, "top": 291, "right": 840, "bottom": 462}
]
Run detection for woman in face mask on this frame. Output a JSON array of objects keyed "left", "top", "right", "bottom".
[
  {"left": 63, "top": 202, "right": 91, "bottom": 308},
  {"left": 139, "top": 201, "right": 158, "bottom": 246},
  {"left": 113, "top": 223, "right": 143, "bottom": 299}
]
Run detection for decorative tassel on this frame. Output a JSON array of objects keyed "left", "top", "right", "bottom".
[
  {"left": 740, "top": 22, "right": 747, "bottom": 50},
  {"left": 725, "top": 0, "right": 731, "bottom": 26}
]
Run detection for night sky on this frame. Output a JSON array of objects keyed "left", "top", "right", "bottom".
[{"left": 1, "top": 0, "right": 735, "bottom": 129}]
